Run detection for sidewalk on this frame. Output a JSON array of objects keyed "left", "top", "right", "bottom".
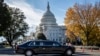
[
  {"left": 76, "top": 48, "right": 100, "bottom": 55},
  {"left": 0, "top": 47, "right": 12, "bottom": 50}
]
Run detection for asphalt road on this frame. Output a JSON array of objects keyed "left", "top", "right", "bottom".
[
  {"left": 0, "top": 54, "right": 93, "bottom": 56},
  {"left": 0, "top": 48, "right": 100, "bottom": 56}
]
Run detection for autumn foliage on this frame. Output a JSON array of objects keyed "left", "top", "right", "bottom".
[{"left": 65, "top": 2, "right": 100, "bottom": 46}]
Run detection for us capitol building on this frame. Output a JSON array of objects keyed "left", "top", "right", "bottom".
[{"left": 35, "top": 2, "right": 67, "bottom": 44}]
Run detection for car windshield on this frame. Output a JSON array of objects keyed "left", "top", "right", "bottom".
[
  {"left": 28, "top": 41, "right": 40, "bottom": 46},
  {"left": 19, "top": 41, "right": 32, "bottom": 45}
]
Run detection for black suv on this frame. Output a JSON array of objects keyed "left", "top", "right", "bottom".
[{"left": 15, "top": 40, "right": 75, "bottom": 56}]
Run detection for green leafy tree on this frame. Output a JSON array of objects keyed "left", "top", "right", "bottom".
[
  {"left": 0, "top": 0, "right": 11, "bottom": 35},
  {"left": 3, "top": 8, "right": 29, "bottom": 46},
  {"left": 37, "top": 33, "right": 47, "bottom": 40}
]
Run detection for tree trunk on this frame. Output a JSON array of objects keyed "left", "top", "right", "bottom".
[
  {"left": 8, "top": 40, "right": 13, "bottom": 48},
  {"left": 86, "top": 36, "right": 89, "bottom": 46},
  {"left": 86, "top": 32, "right": 89, "bottom": 46}
]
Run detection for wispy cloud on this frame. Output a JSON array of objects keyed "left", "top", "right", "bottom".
[{"left": 5, "top": 0, "right": 44, "bottom": 27}]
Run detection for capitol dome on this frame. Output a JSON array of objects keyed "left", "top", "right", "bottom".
[
  {"left": 36, "top": 2, "right": 66, "bottom": 45},
  {"left": 40, "top": 2, "right": 57, "bottom": 26}
]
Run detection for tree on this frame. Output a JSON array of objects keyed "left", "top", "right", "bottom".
[
  {"left": 89, "top": 26, "right": 100, "bottom": 46},
  {"left": 37, "top": 33, "right": 47, "bottom": 40},
  {"left": 65, "top": 2, "right": 100, "bottom": 45},
  {"left": 3, "top": 8, "right": 29, "bottom": 46},
  {"left": 66, "top": 30, "right": 78, "bottom": 45},
  {"left": 0, "top": 0, "right": 11, "bottom": 35}
]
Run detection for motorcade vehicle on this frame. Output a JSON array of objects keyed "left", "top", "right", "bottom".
[{"left": 15, "top": 40, "right": 75, "bottom": 56}]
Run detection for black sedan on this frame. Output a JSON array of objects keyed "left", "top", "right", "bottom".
[{"left": 15, "top": 40, "right": 75, "bottom": 56}]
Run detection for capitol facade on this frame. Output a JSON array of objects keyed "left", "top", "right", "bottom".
[{"left": 35, "top": 2, "right": 67, "bottom": 44}]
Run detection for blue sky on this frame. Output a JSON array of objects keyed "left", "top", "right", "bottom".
[
  {"left": 5, "top": 0, "right": 99, "bottom": 27},
  {"left": 26, "top": 0, "right": 99, "bottom": 25},
  {"left": 0, "top": 0, "right": 99, "bottom": 42}
]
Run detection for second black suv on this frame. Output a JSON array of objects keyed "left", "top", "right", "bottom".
[{"left": 15, "top": 40, "right": 75, "bottom": 56}]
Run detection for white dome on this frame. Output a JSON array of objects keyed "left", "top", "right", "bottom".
[
  {"left": 40, "top": 2, "right": 57, "bottom": 26},
  {"left": 43, "top": 10, "right": 54, "bottom": 17}
]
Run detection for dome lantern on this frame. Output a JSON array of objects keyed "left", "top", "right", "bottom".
[{"left": 47, "top": 2, "right": 50, "bottom": 11}]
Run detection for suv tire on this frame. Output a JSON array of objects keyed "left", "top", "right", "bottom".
[
  {"left": 25, "top": 50, "right": 33, "bottom": 56},
  {"left": 64, "top": 49, "right": 72, "bottom": 56}
]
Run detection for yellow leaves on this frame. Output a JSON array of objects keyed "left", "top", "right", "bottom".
[
  {"left": 66, "top": 8, "right": 75, "bottom": 17},
  {"left": 65, "top": 8, "right": 76, "bottom": 24},
  {"left": 64, "top": 2, "right": 100, "bottom": 45}
]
